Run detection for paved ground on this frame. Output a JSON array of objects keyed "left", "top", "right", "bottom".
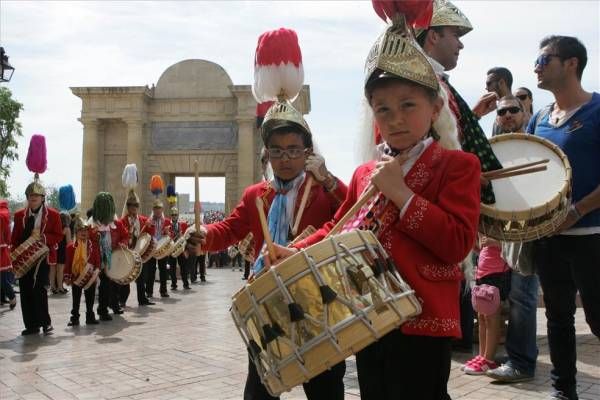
[{"left": 0, "top": 268, "right": 598, "bottom": 400}]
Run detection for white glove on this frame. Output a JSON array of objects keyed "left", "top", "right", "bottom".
[{"left": 305, "top": 154, "right": 330, "bottom": 184}]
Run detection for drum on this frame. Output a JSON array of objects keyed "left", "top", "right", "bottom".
[
  {"left": 73, "top": 263, "right": 100, "bottom": 290},
  {"left": 106, "top": 247, "right": 142, "bottom": 285},
  {"left": 152, "top": 237, "right": 174, "bottom": 260},
  {"left": 231, "top": 230, "right": 421, "bottom": 396},
  {"left": 480, "top": 133, "right": 572, "bottom": 242},
  {"left": 171, "top": 226, "right": 196, "bottom": 258},
  {"left": 11, "top": 236, "right": 49, "bottom": 278},
  {"left": 134, "top": 232, "right": 155, "bottom": 263}
]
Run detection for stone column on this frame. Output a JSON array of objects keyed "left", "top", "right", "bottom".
[
  {"left": 80, "top": 118, "right": 99, "bottom": 210},
  {"left": 236, "top": 119, "right": 255, "bottom": 198}
]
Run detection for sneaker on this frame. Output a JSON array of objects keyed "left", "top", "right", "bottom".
[
  {"left": 42, "top": 325, "right": 54, "bottom": 335},
  {"left": 464, "top": 357, "right": 497, "bottom": 375},
  {"left": 67, "top": 317, "right": 80, "bottom": 327},
  {"left": 21, "top": 328, "right": 40, "bottom": 336},
  {"left": 486, "top": 364, "right": 534, "bottom": 383},
  {"left": 461, "top": 355, "right": 483, "bottom": 371},
  {"left": 548, "top": 391, "right": 574, "bottom": 400}
]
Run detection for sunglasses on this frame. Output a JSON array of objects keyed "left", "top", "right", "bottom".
[
  {"left": 497, "top": 106, "right": 521, "bottom": 116},
  {"left": 535, "top": 54, "right": 560, "bottom": 67},
  {"left": 516, "top": 94, "right": 529, "bottom": 101},
  {"left": 126, "top": 203, "right": 139, "bottom": 207},
  {"left": 267, "top": 147, "right": 307, "bottom": 159}
]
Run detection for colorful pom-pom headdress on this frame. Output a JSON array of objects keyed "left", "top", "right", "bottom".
[
  {"left": 253, "top": 28, "right": 311, "bottom": 146},
  {"left": 58, "top": 184, "right": 77, "bottom": 212},
  {"left": 149, "top": 175, "right": 164, "bottom": 209},
  {"left": 24, "top": 134, "right": 48, "bottom": 197},
  {"left": 122, "top": 164, "right": 140, "bottom": 216}
]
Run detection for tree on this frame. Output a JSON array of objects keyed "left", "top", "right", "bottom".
[
  {"left": 45, "top": 186, "right": 60, "bottom": 210},
  {"left": 0, "top": 87, "right": 24, "bottom": 198}
]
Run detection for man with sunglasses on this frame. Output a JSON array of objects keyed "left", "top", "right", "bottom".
[
  {"left": 494, "top": 96, "right": 528, "bottom": 135},
  {"left": 486, "top": 96, "right": 540, "bottom": 385},
  {"left": 527, "top": 35, "right": 600, "bottom": 400}
]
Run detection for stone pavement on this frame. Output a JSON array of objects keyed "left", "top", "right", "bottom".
[{"left": 0, "top": 268, "right": 598, "bottom": 400}]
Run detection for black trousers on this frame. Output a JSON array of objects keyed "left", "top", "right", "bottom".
[
  {"left": 192, "top": 254, "right": 206, "bottom": 281},
  {"left": 145, "top": 257, "right": 168, "bottom": 295},
  {"left": 71, "top": 283, "right": 96, "bottom": 317},
  {"left": 136, "top": 263, "right": 150, "bottom": 304},
  {"left": 97, "top": 271, "right": 119, "bottom": 315},
  {"left": 118, "top": 283, "right": 130, "bottom": 305},
  {"left": 244, "top": 355, "right": 346, "bottom": 400},
  {"left": 356, "top": 329, "right": 452, "bottom": 400},
  {"left": 534, "top": 234, "right": 600, "bottom": 398},
  {"left": 244, "top": 260, "right": 251, "bottom": 280},
  {"left": 19, "top": 260, "right": 51, "bottom": 330}
]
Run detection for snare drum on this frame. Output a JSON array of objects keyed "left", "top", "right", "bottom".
[
  {"left": 11, "top": 236, "right": 49, "bottom": 278},
  {"left": 171, "top": 227, "right": 195, "bottom": 258},
  {"left": 152, "top": 237, "right": 174, "bottom": 260},
  {"left": 134, "top": 233, "right": 155, "bottom": 263},
  {"left": 480, "top": 133, "right": 572, "bottom": 242},
  {"left": 106, "top": 247, "right": 142, "bottom": 285},
  {"left": 73, "top": 263, "right": 100, "bottom": 290},
  {"left": 231, "top": 230, "right": 421, "bottom": 396}
]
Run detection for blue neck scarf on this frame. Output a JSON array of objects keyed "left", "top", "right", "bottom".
[{"left": 252, "top": 173, "right": 304, "bottom": 274}]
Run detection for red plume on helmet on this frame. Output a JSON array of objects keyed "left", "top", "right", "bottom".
[
  {"left": 372, "top": 0, "right": 434, "bottom": 29},
  {"left": 26, "top": 134, "right": 47, "bottom": 174},
  {"left": 252, "top": 28, "right": 304, "bottom": 103}
]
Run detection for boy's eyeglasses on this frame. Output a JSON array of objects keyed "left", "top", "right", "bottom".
[
  {"left": 267, "top": 148, "right": 307, "bottom": 159},
  {"left": 497, "top": 106, "right": 521, "bottom": 116},
  {"left": 535, "top": 54, "right": 560, "bottom": 67}
]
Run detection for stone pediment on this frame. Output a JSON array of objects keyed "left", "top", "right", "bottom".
[{"left": 155, "top": 59, "right": 234, "bottom": 99}]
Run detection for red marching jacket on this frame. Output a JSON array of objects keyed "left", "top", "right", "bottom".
[
  {"left": 148, "top": 215, "right": 173, "bottom": 239},
  {"left": 89, "top": 219, "right": 129, "bottom": 251},
  {"left": 11, "top": 205, "right": 64, "bottom": 265},
  {"left": 293, "top": 142, "right": 481, "bottom": 338},
  {"left": 0, "top": 200, "right": 11, "bottom": 271},
  {"left": 119, "top": 214, "right": 155, "bottom": 248},
  {"left": 64, "top": 239, "right": 101, "bottom": 281},
  {"left": 203, "top": 176, "right": 347, "bottom": 260},
  {"left": 170, "top": 219, "right": 188, "bottom": 240}
]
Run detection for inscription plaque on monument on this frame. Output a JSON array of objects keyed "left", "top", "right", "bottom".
[{"left": 151, "top": 121, "right": 238, "bottom": 150}]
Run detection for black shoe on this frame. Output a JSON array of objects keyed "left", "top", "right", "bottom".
[
  {"left": 160, "top": 292, "right": 170, "bottom": 298},
  {"left": 42, "top": 325, "right": 54, "bottom": 335},
  {"left": 99, "top": 314, "right": 113, "bottom": 321},
  {"left": 200, "top": 276, "right": 206, "bottom": 282},
  {"left": 171, "top": 285, "right": 177, "bottom": 291},
  {"left": 139, "top": 300, "right": 156, "bottom": 306},
  {"left": 68, "top": 317, "right": 80, "bottom": 327},
  {"left": 86, "top": 313, "right": 99, "bottom": 325},
  {"left": 183, "top": 285, "right": 191, "bottom": 290},
  {"left": 146, "top": 293, "right": 153, "bottom": 298},
  {"left": 21, "top": 328, "right": 40, "bottom": 336},
  {"left": 119, "top": 301, "right": 126, "bottom": 308},
  {"left": 9, "top": 298, "right": 17, "bottom": 310},
  {"left": 112, "top": 308, "right": 124, "bottom": 315},
  {"left": 190, "top": 278, "right": 197, "bottom": 283}
]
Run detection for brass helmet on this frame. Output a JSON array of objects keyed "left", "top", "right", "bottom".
[
  {"left": 25, "top": 178, "right": 46, "bottom": 197},
  {"left": 170, "top": 206, "right": 178, "bottom": 216},
  {"left": 261, "top": 101, "right": 312, "bottom": 146},
  {"left": 415, "top": 0, "right": 473, "bottom": 39},
  {"left": 365, "top": 14, "right": 439, "bottom": 95},
  {"left": 152, "top": 198, "right": 164, "bottom": 209},
  {"left": 125, "top": 189, "right": 140, "bottom": 207},
  {"left": 73, "top": 215, "right": 90, "bottom": 232}
]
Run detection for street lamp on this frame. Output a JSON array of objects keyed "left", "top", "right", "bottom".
[{"left": 1, "top": 47, "right": 15, "bottom": 82}]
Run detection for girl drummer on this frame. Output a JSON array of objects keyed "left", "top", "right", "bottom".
[
  {"left": 266, "top": 15, "right": 481, "bottom": 400},
  {"left": 64, "top": 216, "right": 101, "bottom": 326}
]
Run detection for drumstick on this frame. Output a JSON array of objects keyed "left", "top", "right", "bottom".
[
  {"left": 194, "top": 160, "right": 201, "bottom": 231},
  {"left": 255, "top": 197, "right": 276, "bottom": 262},
  {"left": 487, "top": 165, "right": 547, "bottom": 181},
  {"left": 291, "top": 175, "right": 313, "bottom": 237},
  {"left": 326, "top": 185, "right": 377, "bottom": 238},
  {"left": 482, "top": 159, "right": 549, "bottom": 179}
]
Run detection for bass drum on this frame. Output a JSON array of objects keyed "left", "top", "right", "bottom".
[{"left": 106, "top": 247, "right": 142, "bottom": 285}]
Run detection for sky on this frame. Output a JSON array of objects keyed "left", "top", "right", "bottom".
[{"left": 2, "top": 1, "right": 599, "bottom": 203}]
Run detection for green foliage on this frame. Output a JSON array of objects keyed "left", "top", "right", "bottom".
[
  {"left": 45, "top": 186, "right": 60, "bottom": 210},
  {"left": 0, "top": 87, "right": 24, "bottom": 197}
]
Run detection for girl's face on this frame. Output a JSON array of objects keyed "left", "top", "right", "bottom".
[
  {"left": 76, "top": 228, "right": 88, "bottom": 241},
  {"left": 370, "top": 80, "right": 442, "bottom": 152}
]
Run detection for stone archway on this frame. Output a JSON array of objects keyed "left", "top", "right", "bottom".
[{"left": 71, "top": 59, "right": 310, "bottom": 215}]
